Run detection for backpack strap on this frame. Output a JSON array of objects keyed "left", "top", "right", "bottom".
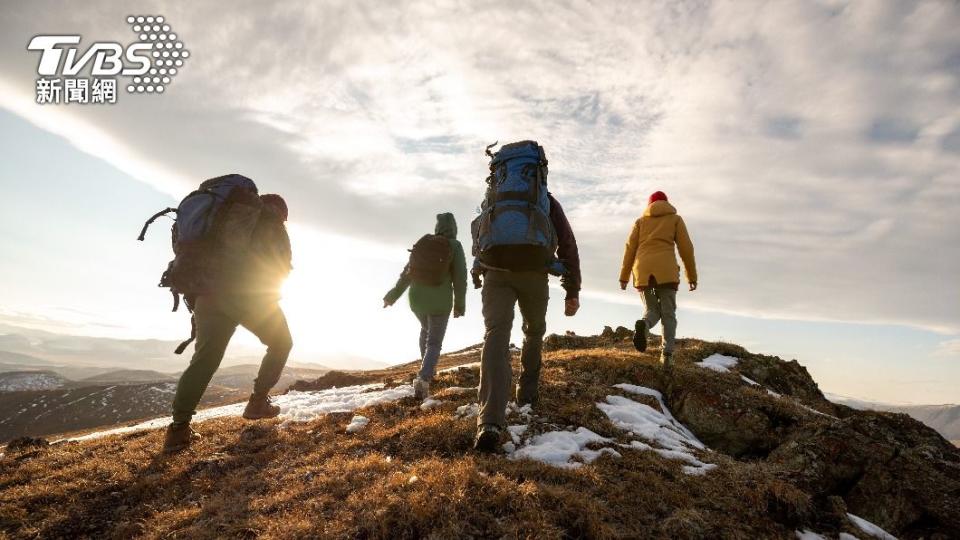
[
  {"left": 174, "top": 312, "right": 196, "bottom": 355},
  {"left": 137, "top": 207, "right": 177, "bottom": 241}
]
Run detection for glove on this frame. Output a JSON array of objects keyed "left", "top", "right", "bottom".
[{"left": 471, "top": 271, "right": 483, "bottom": 289}]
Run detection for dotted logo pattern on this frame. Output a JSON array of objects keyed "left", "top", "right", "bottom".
[{"left": 125, "top": 15, "right": 189, "bottom": 94}]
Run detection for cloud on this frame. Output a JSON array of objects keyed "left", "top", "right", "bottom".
[
  {"left": 935, "top": 339, "right": 960, "bottom": 359},
  {"left": 0, "top": 0, "right": 958, "bottom": 336}
]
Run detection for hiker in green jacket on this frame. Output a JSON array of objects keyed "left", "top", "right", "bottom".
[{"left": 384, "top": 213, "right": 467, "bottom": 400}]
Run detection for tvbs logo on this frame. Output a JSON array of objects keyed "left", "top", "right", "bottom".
[
  {"left": 28, "top": 36, "right": 152, "bottom": 77},
  {"left": 27, "top": 15, "right": 189, "bottom": 105}
]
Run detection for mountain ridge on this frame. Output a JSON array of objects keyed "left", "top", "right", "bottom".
[{"left": 1, "top": 329, "right": 957, "bottom": 539}]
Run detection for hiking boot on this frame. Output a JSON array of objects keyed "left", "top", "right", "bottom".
[
  {"left": 633, "top": 320, "right": 648, "bottom": 352},
  {"left": 515, "top": 385, "right": 539, "bottom": 409},
  {"left": 242, "top": 394, "right": 281, "bottom": 420},
  {"left": 162, "top": 422, "right": 200, "bottom": 453},
  {"left": 660, "top": 351, "right": 674, "bottom": 370},
  {"left": 474, "top": 424, "right": 502, "bottom": 453},
  {"left": 413, "top": 377, "right": 430, "bottom": 401}
]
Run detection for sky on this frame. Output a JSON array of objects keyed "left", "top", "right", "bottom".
[{"left": 0, "top": 0, "right": 958, "bottom": 403}]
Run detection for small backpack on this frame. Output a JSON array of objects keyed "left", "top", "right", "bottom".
[
  {"left": 137, "top": 173, "right": 263, "bottom": 353},
  {"left": 407, "top": 234, "right": 452, "bottom": 286},
  {"left": 471, "top": 140, "right": 558, "bottom": 270}
]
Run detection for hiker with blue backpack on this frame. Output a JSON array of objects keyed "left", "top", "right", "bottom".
[
  {"left": 383, "top": 212, "right": 468, "bottom": 400},
  {"left": 619, "top": 190, "right": 697, "bottom": 369},
  {"left": 470, "top": 141, "right": 581, "bottom": 452},
  {"left": 138, "top": 175, "right": 294, "bottom": 453}
]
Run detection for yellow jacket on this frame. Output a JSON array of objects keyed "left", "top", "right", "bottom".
[{"left": 619, "top": 200, "right": 697, "bottom": 288}]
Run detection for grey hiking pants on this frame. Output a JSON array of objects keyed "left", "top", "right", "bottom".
[
  {"left": 478, "top": 270, "right": 549, "bottom": 428},
  {"left": 416, "top": 313, "right": 449, "bottom": 382},
  {"left": 642, "top": 286, "right": 677, "bottom": 353},
  {"left": 172, "top": 294, "right": 292, "bottom": 424}
]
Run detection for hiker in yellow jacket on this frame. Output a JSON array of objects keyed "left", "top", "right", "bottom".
[{"left": 619, "top": 191, "right": 697, "bottom": 367}]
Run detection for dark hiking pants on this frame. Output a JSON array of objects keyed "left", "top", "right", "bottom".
[
  {"left": 478, "top": 270, "right": 549, "bottom": 428},
  {"left": 171, "top": 294, "right": 293, "bottom": 424},
  {"left": 416, "top": 313, "right": 449, "bottom": 382}
]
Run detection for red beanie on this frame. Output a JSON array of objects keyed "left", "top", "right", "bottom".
[
  {"left": 260, "top": 194, "right": 288, "bottom": 221},
  {"left": 648, "top": 191, "right": 668, "bottom": 205}
]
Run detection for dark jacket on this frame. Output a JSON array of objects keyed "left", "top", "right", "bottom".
[
  {"left": 549, "top": 194, "right": 581, "bottom": 300},
  {"left": 384, "top": 213, "right": 468, "bottom": 316}
]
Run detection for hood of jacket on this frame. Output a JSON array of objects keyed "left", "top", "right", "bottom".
[
  {"left": 644, "top": 200, "right": 677, "bottom": 218},
  {"left": 435, "top": 212, "right": 458, "bottom": 238}
]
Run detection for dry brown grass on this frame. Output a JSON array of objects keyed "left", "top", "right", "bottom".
[{"left": 0, "top": 339, "right": 913, "bottom": 539}]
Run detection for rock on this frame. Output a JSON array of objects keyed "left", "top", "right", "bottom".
[
  {"left": 287, "top": 370, "right": 375, "bottom": 392},
  {"left": 5, "top": 436, "right": 50, "bottom": 451},
  {"left": 768, "top": 410, "right": 960, "bottom": 537}
]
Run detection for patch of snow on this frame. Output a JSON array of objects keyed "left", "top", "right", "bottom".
[
  {"left": 445, "top": 346, "right": 482, "bottom": 357},
  {"left": 454, "top": 403, "right": 479, "bottom": 419},
  {"left": 741, "top": 375, "right": 760, "bottom": 386},
  {"left": 509, "top": 427, "right": 621, "bottom": 469},
  {"left": 419, "top": 398, "right": 443, "bottom": 411},
  {"left": 66, "top": 383, "right": 413, "bottom": 442},
  {"left": 0, "top": 372, "right": 64, "bottom": 392},
  {"left": 602, "top": 384, "right": 714, "bottom": 475},
  {"left": 695, "top": 353, "right": 739, "bottom": 373},
  {"left": 345, "top": 415, "right": 369, "bottom": 433},
  {"left": 437, "top": 362, "right": 481, "bottom": 374},
  {"left": 795, "top": 531, "right": 827, "bottom": 540},
  {"left": 847, "top": 513, "right": 897, "bottom": 540},
  {"left": 839, "top": 534, "right": 859, "bottom": 540},
  {"left": 440, "top": 386, "right": 476, "bottom": 396},
  {"left": 507, "top": 424, "right": 528, "bottom": 444}
]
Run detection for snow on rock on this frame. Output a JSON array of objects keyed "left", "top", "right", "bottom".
[
  {"left": 454, "top": 403, "right": 479, "bottom": 419},
  {"left": 437, "top": 362, "right": 481, "bottom": 374},
  {"left": 68, "top": 383, "right": 413, "bottom": 442},
  {"left": 847, "top": 513, "right": 898, "bottom": 540},
  {"left": 601, "top": 384, "right": 715, "bottom": 475},
  {"left": 345, "top": 415, "right": 369, "bottom": 433},
  {"left": 440, "top": 386, "right": 476, "bottom": 396},
  {"left": 509, "top": 427, "right": 621, "bottom": 469},
  {"left": 795, "top": 531, "right": 827, "bottom": 540},
  {"left": 419, "top": 398, "right": 443, "bottom": 411},
  {"left": 695, "top": 353, "right": 739, "bottom": 373}
]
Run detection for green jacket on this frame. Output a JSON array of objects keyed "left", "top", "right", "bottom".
[{"left": 384, "top": 213, "right": 467, "bottom": 316}]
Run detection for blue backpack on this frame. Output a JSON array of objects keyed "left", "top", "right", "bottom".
[
  {"left": 471, "top": 141, "right": 560, "bottom": 272},
  {"left": 138, "top": 174, "right": 262, "bottom": 352}
]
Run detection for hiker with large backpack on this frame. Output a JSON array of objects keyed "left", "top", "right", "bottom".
[
  {"left": 619, "top": 191, "right": 697, "bottom": 368},
  {"left": 383, "top": 212, "right": 467, "bottom": 400},
  {"left": 138, "top": 174, "right": 294, "bottom": 453},
  {"left": 470, "top": 141, "right": 581, "bottom": 452}
]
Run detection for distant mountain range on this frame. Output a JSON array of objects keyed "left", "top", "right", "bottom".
[
  {"left": 828, "top": 393, "right": 960, "bottom": 442},
  {"left": 0, "top": 322, "right": 386, "bottom": 375},
  {"left": 0, "top": 363, "right": 331, "bottom": 441}
]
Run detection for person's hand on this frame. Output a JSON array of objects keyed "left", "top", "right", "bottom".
[
  {"left": 619, "top": 281, "right": 628, "bottom": 291},
  {"left": 454, "top": 307, "right": 465, "bottom": 318},
  {"left": 471, "top": 272, "right": 483, "bottom": 289},
  {"left": 689, "top": 282, "right": 698, "bottom": 292},
  {"left": 383, "top": 299, "right": 393, "bottom": 308},
  {"left": 564, "top": 298, "right": 580, "bottom": 317}
]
